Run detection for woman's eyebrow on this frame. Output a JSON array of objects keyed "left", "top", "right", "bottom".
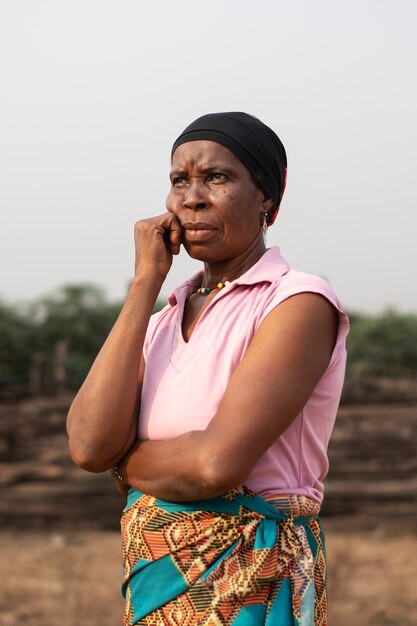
[
  {"left": 172, "top": 164, "right": 235, "bottom": 175},
  {"left": 169, "top": 168, "right": 187, "bottom": 179},
  {"left": 200, "top": 165, "right": 233, "bottom": 173}
]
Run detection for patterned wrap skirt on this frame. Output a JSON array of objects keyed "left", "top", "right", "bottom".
[{"left": 121, "top": 485, "right": 327, "bottom": 625}]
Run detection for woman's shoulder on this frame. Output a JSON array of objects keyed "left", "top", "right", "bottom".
[
  {"left": 256, "top": 249, "right": 342, "bottom": 310},
  {"left": 277, "top": 268, "right": 341, "bottom": 304},
  {"left": 258, "top": 263, "right": 349, "bottom": 339},
  {"left": 251, "top": 247, "right": 342, "bottom": 308}
]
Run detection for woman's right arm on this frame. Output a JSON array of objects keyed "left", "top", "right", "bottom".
[{"left": 66, "top": 213, "right": 181, "bottom": 473}]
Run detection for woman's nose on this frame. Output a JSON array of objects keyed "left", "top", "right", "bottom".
[{"left": 183, "top": 181, "right": 208, "bottom": 210}]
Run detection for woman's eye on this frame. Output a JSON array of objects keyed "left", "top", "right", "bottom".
[
  {"left": 172, "top": 177, "right": 187, "bottom": 188},
  {"left": 207, "top": 173, "right": 227, "bottom": 183}
]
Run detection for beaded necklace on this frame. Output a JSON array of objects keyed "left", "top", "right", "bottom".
[{"left": 196, "top": 280, "right": 230, "bottom": 295}]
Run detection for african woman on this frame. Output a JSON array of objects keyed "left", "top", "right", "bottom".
[{"left": 67, "top": 112, "right": 348, "bottom": 625}]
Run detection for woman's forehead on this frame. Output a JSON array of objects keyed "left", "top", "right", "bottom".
[{"left": 171, "top": 140, "right": 242, "bottom": 169}]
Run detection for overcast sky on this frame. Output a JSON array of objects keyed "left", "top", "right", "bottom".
[{"left": 1, "top": 0, "right": 416, "bottom": 313}]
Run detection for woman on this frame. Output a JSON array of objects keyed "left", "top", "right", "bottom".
[{"left": 67, "top": 112, "right": 348, "bottom": 626}]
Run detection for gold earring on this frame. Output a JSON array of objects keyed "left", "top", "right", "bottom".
[{"left": 262, "top": 213, "right": 268, "bottom": 233}]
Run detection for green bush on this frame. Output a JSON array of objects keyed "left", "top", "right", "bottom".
[
  {"left": 1, "top": 286, "right": 416, "bottom": 392},
  {"left": 347, "top": 309, "right": 417, "bottom": 377},
  {"left": 0, "top": 284, "right": 165, "bottom": 391}
]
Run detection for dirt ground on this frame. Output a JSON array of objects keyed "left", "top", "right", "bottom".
[
  {"left": 1, "top": 391, "right": 416, "bottom": 624},
  {"left": 0, "top": 527, "right": 416, "bottom": 626}
]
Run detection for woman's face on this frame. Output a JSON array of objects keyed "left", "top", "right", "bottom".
[{"left": 166, "top": 140, "right": 272, "bottom": 263}]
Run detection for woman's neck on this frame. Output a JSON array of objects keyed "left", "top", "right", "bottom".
[{"left": 201, "top": 238, "right": 267, "bottom": 287}]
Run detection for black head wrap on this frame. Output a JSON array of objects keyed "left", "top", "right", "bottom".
[{"left": 171, "top": 112, "right": 287, "bottom": 225}]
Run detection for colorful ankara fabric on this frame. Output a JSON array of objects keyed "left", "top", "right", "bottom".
[{"left": 121, "top": 485, "right": 328, "bottom": 625}]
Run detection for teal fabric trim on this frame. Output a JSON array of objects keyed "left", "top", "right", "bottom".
[
  {"left": 122, "top": 558, "right": 151, "bottom": 595},
  {"left": 125, "top": 488, "right": 240, "bottom": 516},
  {"left": 125, "top": 487, "right": 312, "bottom": 525},
  {"left": 254, "top": 517, "right": 277, "bottom": 550},
  {"left": 266, "top": 578, "right": 293, "bottom": 626},
  {"left": 231, "top": 604, "right": 268, "bottom": 625},
  {"left": 128, "top": 554, "right": 189, "bottom": 622},
  {"left": 232, "top": 491, "right": 287, "bottom": 521},
  {"left": 304, "top": 524, "right": 317, "bottom": 553},
  {"left": 300, "top": 582, "right": 315, "bottom": 626}
]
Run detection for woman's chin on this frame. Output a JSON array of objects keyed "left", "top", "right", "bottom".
[{"left": 182, "top": 241, "right": 220, "bottom": 262}]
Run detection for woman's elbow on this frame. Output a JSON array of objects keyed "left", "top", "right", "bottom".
[
  {"left": 68, "top": 436, "right": 113, "bottom": 473},
  {"left": 195, "top": 452, "right": 246, "bottom": 498}
]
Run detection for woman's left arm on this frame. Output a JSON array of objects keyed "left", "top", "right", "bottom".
[{"left": 116, "top": 292, "right": 338, "bottom": 501}]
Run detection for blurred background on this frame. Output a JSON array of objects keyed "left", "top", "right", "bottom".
[{"left": 1, "top": 1, "right": 416, "bottom": 625}]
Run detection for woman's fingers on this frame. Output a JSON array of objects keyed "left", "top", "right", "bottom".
[
  {"left": 134, "top": 213, "right": 182, "bottom": 277},
  {"left": 168, "top": 217, "right": 182, "bottom": 255}
]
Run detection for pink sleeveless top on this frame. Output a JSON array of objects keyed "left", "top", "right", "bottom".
[{"left": 138, "top": 247, "right": 349, "bottom": 502}]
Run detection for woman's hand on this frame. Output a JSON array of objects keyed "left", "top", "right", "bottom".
[{"left": 134, "top": 213, "right": 182, "bottom": 281}]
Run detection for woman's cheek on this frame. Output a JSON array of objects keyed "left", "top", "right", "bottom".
[
  {"left": 165, "top": 189, "right": 180, "bottom": 214},
  {"left": 225, "top": 189, "right": 239, "bottom": 202}
]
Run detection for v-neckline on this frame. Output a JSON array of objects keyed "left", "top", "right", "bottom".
[
  {"left": 169, "top": 293, "right": 214, "bottom": 372},
  {"left": 180, "top": 292, "right": 220, "bottom": 343}
]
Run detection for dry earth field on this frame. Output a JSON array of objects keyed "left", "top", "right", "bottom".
[
  {"left": 0, "top": 528, "right": 416, "bottom": 626},
  {"left": 0, "top": 389, "right": 416, "bottom": 625}
]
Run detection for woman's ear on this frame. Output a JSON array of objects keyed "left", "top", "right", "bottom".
[
  {"left": 262, "top": 197, "right": 274, "bottom": 214},
  {"left": 259, "top": 197, "right": 273, "bottom": 227},
  {"left": 256, "top": 192, "right": 273, "bottom": 224}
]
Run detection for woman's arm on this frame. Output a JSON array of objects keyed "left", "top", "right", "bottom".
[
  {"left": 116, "top": 292, "right": 339, "bottom": 500},
  {"left": 66, "top": 213, "right": 182, "bottom": 472}
]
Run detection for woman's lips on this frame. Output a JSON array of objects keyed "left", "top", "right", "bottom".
[
  {"left": 182, "top": 223, "right": 216, "bottom": 242},
  {"left": 184, "top": 229, "right": 215, "bottom": 241}
]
